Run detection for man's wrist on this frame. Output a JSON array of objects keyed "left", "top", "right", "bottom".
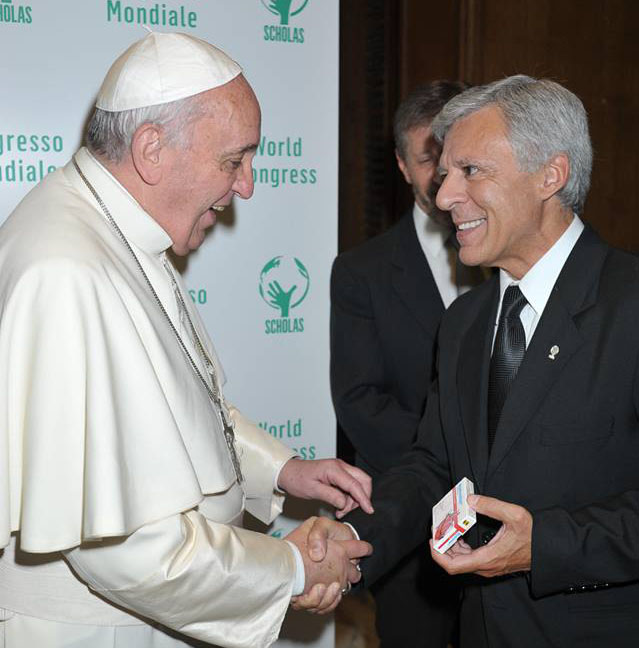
[{"left": 275, "top": 456, "right": 301, "bottom": 494}]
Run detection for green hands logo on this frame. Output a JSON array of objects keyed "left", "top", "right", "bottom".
[
  {"left": 261, "top": 0, "right": 309, "bottom": 25},
  {"left": 259, "top": 256, "right": 309, "bottom": 317},
  {"left": 260, "top": 256, "right": 308, "bottom": 335}
]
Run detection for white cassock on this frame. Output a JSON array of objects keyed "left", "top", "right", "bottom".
[{"left": 0, "top": 147, "right": 299, "bottom": 647}]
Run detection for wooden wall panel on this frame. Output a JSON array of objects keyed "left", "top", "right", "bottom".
[
  {"left": 339, "top": 0, "right": 639, "bottom": 253},
  {"left": 339, "top": 0, "right": 400, "bottom": 252},
  {"left": 398, "top": 0, "right": 463, "bottom": 94},
  {"left": 460, "top": 0, "right": 639, "bottom": 250}
]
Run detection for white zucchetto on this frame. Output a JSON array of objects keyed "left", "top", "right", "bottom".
[{"left": 96, "top": 31, "right": 243, "bottom": 112}]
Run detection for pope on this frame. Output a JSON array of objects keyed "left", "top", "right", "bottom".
[{"left": 0, "top": 31, "right": 372, "bottom": 648}]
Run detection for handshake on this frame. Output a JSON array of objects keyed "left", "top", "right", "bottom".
[
  {"left": 274, "top": 456, "right": 374, "bottom": 614},
  {"left": 285, "top": 517, "right": 371, "bottom": 614}
]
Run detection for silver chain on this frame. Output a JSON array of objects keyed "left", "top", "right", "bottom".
[{"left": 72, "top": 157, "right": 243, "bottom": 483}]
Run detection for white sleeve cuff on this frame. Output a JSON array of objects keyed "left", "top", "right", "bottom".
[
  {"left": 285, "top": 540, "right": 306, "bottom": 595},
  {"left": 343, "top": 522, "right": 360, "bottom": 540}
]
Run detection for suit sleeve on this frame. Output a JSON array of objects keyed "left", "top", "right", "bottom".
[
  {"left": 530, "top": 491, "right": 639, "bottom": 597},
  {"left": 345, "top": 377, "right": 452, "bottom": 587},
  {"left": 65, "top": 510, "right": 296, "bottom": 648},
  {"left": 330, "top": 256, "right": 422, "bottom": 473}
]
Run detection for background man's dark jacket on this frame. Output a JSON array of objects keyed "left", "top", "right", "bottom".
[{"left": 331, "top": 212, "right": 444, "bottom": 477}]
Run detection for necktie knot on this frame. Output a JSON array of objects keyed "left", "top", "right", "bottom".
[{"left": 501, "top": 285, "right": 527, "bottom": 320}]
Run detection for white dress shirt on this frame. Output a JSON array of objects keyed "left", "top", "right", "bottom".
[{"left": 493, "top": 215, "right": 585, "bottom": 350}]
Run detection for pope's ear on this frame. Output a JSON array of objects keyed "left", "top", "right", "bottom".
[
  {"left": 539, "top": 153, "right": 570, "bottom": 201},
  {"left": 130, "top": 123, "right": 163, "bottom": 185}
]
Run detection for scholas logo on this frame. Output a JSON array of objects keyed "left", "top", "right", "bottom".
[
  {"left": 261, "top": 0, "right": 308, "bottom": 25},
  {"left": 259, "top": 255, "right": 308, "bottom": 334},
  {"left": 261, "top": 0, "right": 307, "bottom": 44},
  {"left": 0, "top": 0, "right": 33, "bottom": 25}
]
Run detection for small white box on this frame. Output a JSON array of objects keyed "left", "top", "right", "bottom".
[{"left": 431, "top": 477, "right": 476, "bottom": 554}]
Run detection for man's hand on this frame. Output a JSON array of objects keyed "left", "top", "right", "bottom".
[
  {"left": 286, "top": 517, "right": 372, "bottom": 614},
  {"left": 278, "top": 458, "right": 373, "bottom": 518},
  {"left": 430, "top": 494, "right": 532, "bottom": 578}
]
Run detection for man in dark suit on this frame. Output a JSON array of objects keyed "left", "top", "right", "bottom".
[
  {"left": 303, "top": 75, "right": 639, "bottom": 646},
  {"left": 330, "top": 81, "right": 476, "bottom": 647}
]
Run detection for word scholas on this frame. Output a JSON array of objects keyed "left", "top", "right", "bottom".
[
  {"left": 265, "top": 317, "right": 304, "bottom": 334},
  {"left": 0, "top": 2, "right": 31, "bottom": 24},
  {"left": 264, "top": 25, "right": 304, "bottom": 43}
]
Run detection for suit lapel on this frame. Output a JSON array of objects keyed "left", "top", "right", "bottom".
[
  {"left": 457, "top": 276, "right": 500, "bottom": 493},
  {"left": 391, "top": 212, "right": 444, "bottom": 337},
  {"left": 486, "top": 297, "right": 584, "bottom": 476},
  {"left": 486, "top": 226, "right": 607, "bottom": 479}
]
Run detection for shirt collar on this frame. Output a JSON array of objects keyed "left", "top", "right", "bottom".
[
  {"left": 498, "top": 215, "right": 585, "bottom": 315},
  {"left": 66, "top": 147, "right": 173, "bottom": 256},
  {"left": 413, "top": 202, "right": 452, "bottom": 257}
]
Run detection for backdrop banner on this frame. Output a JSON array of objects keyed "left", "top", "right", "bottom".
[{"left": 0, "top": 1, "right": 338, "bottom": 646}]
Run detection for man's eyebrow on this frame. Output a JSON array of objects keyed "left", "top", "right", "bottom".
[
  {"left": 222, "top": 143, "right": 258, "bottom": 158},
  {"left": 437, "top": 155, "right": 483, "bottom": 176},
  {"left": 455, "top": 156, "right": 475, "bottom": 167}
]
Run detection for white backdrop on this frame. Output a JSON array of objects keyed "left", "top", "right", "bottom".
[{"left": 0, "top": 1, "right": 339, "bottom": 646}]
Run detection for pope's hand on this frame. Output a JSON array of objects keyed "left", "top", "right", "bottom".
[
  {"left": 430, "top": 494, "right": 532, "bottom": 578},
  {"left": 286, "top": 517, "right": 371, "bottom": 614},
  {"left": 278, "top": 458, "right": 373, "bottom": 518}
]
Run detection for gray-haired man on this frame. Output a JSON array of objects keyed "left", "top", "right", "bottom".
[{"left": 304, "top": 75, "right": 639, "bottom": 646}]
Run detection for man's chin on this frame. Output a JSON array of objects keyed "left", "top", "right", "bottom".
[
  {"left": 458, "top": 246, "right": 486, "bottom": 268},
  {"left": 171, "top": 243, "right": 190, "bottom": 256},
  {"left": 188, "top": 229, "right": 210, "bottom": 253}
]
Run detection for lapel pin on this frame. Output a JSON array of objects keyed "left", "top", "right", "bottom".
[{"left": 548, "top": 345, "right": 559, "bottom": 360}]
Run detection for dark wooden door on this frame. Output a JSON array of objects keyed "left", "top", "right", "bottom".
[{"left": 340, "top": 0, "right": 639, "bottom": 252}]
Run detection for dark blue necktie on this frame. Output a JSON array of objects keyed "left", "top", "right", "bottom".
[{"left": 487, "top": 285, "right": 528, "bottom": 452}]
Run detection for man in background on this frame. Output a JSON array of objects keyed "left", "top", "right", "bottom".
[{"left": 330, "top": 81, "right": 481, "bottom": 647}]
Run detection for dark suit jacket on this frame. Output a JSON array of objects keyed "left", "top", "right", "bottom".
[
  {"left": 348, "top": 226, "right": 639, "bottom": 647},
  {"left": 330, "top": 211, "right": 444, "bottom": 477}
]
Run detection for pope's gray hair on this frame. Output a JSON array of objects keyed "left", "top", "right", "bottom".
[
  {"left": 85, "top": 93, "right": 208, "bottom": 163},
  {"left": 431, "top": 75, "right": 593, "bottom": 214}
]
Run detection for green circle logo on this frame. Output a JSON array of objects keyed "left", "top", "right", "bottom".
[
  {"left": 261, "top": 0, "right": 309, "bottom": 25},
  {"left": 259, "top": 256, "right": 310, "bottom": 317}
]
